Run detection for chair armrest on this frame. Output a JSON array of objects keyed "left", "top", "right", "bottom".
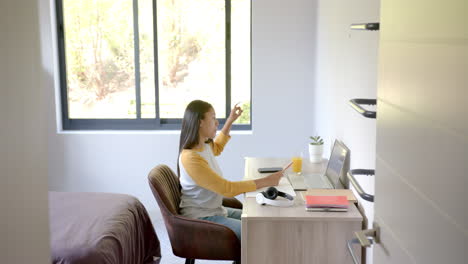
[
  {"left": 164, "top": 214, "right": 240, "bottom": 260},
  {"left": 222, "top": 197, "right": 243, "bottom": 209}
]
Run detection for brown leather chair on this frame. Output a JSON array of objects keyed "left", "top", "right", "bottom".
[{"left": 148, "top": 164, "right": 243, "bottom": 264}]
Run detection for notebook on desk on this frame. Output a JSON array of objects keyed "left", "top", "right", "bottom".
[
  {"left": 300, "top": 189, "right": 357, "bottom": 203},
  {"left": 289, "top": 140, "right": 349, "bottom": 190},
  {"left": 304, "top": 195, "right": 349, "bottom": 212}
]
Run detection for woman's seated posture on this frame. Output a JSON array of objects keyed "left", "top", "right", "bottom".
[{"left": 178, "top": 100, "right": 283, "bottom": 240}]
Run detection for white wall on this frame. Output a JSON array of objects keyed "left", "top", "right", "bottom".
[
  {"left": 1, "top": 0, "right": 51, "bottom": 262},
  {"left": 314, "top": 0, "right": 380, "bottom": 262},
  {"left": 46, "top": 0, "right": 318, "bottom": 211}
]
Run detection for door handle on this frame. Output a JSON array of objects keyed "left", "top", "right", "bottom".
[
  {"left": 347, "top": 222, "right": 380, "bottom": 264},
  {"left": 355, "top": 226, "right": 379, "bottom": 247}
]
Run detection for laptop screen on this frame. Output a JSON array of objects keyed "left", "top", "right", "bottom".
[{"left": 324, "top": 140, "right": 349, "bottom": 188}]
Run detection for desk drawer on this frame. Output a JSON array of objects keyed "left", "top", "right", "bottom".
[{"left": 241, "top": 219, "right": 361, "bottom": 264}]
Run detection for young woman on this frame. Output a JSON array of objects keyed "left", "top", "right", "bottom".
[{"left": 178, "top": 100, "right": 283, "bottom": 241}]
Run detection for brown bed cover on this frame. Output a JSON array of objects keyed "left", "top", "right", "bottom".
[{"left": 49, "top": 192, "right": 160, "bottom": 264}]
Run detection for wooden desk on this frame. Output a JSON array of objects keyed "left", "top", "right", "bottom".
[{"left": 241, "top": 157, "right": 362, "bottom": 264}]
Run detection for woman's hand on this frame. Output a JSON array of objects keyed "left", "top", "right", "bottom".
[
  {"left": 254, "top": 170, "right": 283, "bottom": 189},
  {"left": 221, "top": 103, "right": 243, "bottom": 136},
  {"left": 265, "top": 171, "right": 283, "bottom": 186},
  {"left": 227, "top": 103, "right": 243, "bottom": 124}
]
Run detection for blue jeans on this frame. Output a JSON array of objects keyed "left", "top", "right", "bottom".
[{"left": 199, "top": 207, "right": 242, "bottom": 241}]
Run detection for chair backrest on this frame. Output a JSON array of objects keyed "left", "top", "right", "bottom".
[
  {"left": 148, "top": 164, "right": 241, "bottom": 261},
  {"left": 148, "top": 165, "right": 181, "bottom": 215}
]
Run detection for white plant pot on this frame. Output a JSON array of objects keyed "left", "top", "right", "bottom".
[{"left": 309, "top": 144, "right": 323, "bottom": 163}]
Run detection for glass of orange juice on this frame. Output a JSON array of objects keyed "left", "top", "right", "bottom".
[{"left": 291, "top": 154, "right": 303, "bottom": 175}]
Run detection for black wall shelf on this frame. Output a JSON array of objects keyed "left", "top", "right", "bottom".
[
  {"left": 347, "top": 169, "right": 375, "bottom": 202},
  {"left": 349, "top": 98, "right": 377, "bottom": 119},
  {"left": 347, "top": 24, "right": 378, "bottom": 205},
  {"left": 350, "top": 23, "right": 380, "bottom": 31}
]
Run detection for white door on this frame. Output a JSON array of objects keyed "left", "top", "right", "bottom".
[{"left": 371, "top": 0, "right": 468, "bottom": 263}]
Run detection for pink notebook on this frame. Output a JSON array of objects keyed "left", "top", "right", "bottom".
[{"left": 305, "top": 195, "right": 349, "bottom": 209}]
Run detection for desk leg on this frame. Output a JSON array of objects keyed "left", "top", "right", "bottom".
[{"left": 241, "top": 214, "right": 248, "bottom": 264}]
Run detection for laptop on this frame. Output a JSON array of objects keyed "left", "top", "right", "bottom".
[{"left": 289, "top": 140, "right": 349, "bottom": 190}]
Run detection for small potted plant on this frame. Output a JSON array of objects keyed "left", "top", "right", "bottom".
[{"left": 309, "top": 136, "right": 324, "bottom": 163}]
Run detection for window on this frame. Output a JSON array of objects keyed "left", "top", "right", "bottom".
[{"left": 56, "top": 0, "right": 251, "bottom": 130}]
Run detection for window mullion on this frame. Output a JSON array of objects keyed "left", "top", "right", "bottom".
[
  {"left": 56, "top": 0, "right": 71, "bottom": 129},
  {"left": 133, "top": 0, "right": 142, "bottom": 119},
  {"left": 226, "top": 0, "right": 232, "bottom": 118},
  {"left": 153, "top": 0, "right": 161, "bottom": 126}
]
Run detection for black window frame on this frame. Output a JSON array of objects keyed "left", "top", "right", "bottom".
[{"left": 56, "top": 0, "right": 252, "bottom": 130}]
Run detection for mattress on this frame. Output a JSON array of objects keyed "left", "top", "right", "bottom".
[{"left": 49, "top": 192, "right": 161, "bottom": 264}]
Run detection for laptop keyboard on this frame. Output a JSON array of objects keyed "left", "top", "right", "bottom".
[{"left": 289, "top": 173, "right": 333, "bottom": 190}]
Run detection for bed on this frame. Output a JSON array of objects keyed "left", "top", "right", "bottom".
[{"left": 49, "top": 192, "right": 161, "bottom": 264}]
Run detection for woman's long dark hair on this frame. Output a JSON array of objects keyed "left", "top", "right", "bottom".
[{"left": 177, "top": 100, "right": 213, "bottom": 177}]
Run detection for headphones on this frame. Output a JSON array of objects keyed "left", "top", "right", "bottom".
[{"left": 256, "top": 187, "right": 294, "bottom": 207}]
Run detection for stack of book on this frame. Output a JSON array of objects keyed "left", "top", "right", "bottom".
[{"left": 305, "top": 195, "right": 349, "bottom": 212}]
